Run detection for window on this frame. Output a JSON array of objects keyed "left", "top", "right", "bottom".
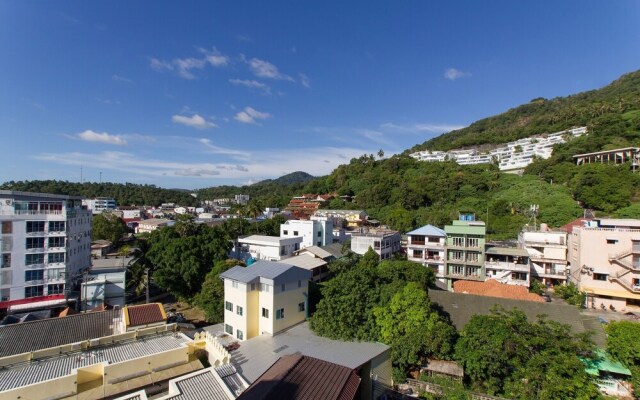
[
  {"left": 1, "top": 253, "right": 10, "bottom": 268},
  {"left": 260, "top": 283, "right": 270, "bottom": 292},
  {"left": 26, "top": 237, "right": 44, "bottom": 249},
  {"left": 452, "top": 237, "right": 464, "bottom": 246},
  {"left": 25, "top": 285, "right": 44, "bottom": 298},
  {"left": 281, "top": 246, "right": 286, "bottom": 256},
  {"left": 26, "top": 221, "right": 45, "bottom": 233},
  {"left": 593, "top": 273, "right": 608, "bottom": 281},
  {"left": 236, "top": 305, "right": 243, "bottom": 316},
  {"left": 283, "top": 230, "right": 288, "bottom": 235},
  {"left": 46, "top": 268, "right": 65, "bottom": 280},
  {"left": 317, "top": 241, "right": 322, "bottom": 246},
  {"left": 47, "top": 284, "right": 64, "bottom": 295},
  {"left": 450, "top": 250, "right": 463, "bottom": 260},
  {"left": 225, "top": 324, "right": 233, "bottom": 335},
  {"left": 413, "top": 249, "right": 424, "bottom": 258},
  {"left": 237, "top": 329, "right": 244, "bottom": 340},
  {"left": 225, "top": 301, "right": 233, "bottom": 311},
  {"left": 466, "top": 267, "right": 480, "bottom": 276},
  {"left": 48, "top": 221, "right": 65, "bottom": 232},
  {"left": 1, "top": 221, "right": 12, "bottom": 234},
  {"left": 25, "top": 270, "right": 44, "bottom": 281},
  {"left": 232, "top": 281, "right": 239, "bottom": 289},
  {"left": 25, "top": 253, "right": 45, "bottom": 265},
  {"left": 250, "top": 283, "right": 257, "bottom": 291},
  {"left": 317, "top": 231, "right": 322, "bottom": 237},
  {"left": 293, "top": 231, "right": 299, "bottom": 236},
  {"left": 281, "top": 283, "right": 286, "bottom": 292},
  {"left": 48, "top": 252, "right": 65, "bottom": 263},
  {"left": 298, "top": 280, "right": 302, "bottom": 288},
  {"left": 276, "top": 308, "right": 285, "bottom": 320},
  {"left": 511, "top": 272, "right": 527, "bottom": 281},
  {"left": 48, "top": 237, "right": 65, "bottom": 248},
  {"left": 606, "top": 239, "right": 618, "bottom": 244},
  {"left": 451, "top": 265, "right": 464, "bottom": 275},
  {"left": 262, "top": 308, "right": 269, "bottom": 318},
  {"left": 298, "top": 302, "right": 305, "bottom": 312},
  {"left": 467, "top": 238, "right": 479, "bottom": 248},
  {"left": 467, "top": 252, "right": 479, "bottom": 262}
]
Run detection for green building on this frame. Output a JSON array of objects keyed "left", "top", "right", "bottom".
[{"left": 444, "top": 213, "right": 486, "bottom": 289}]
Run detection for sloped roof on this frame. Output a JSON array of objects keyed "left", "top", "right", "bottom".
[
  {"left": 422, "top": 359, "right": 464, "bottom": 377},
  {"left": 280, "top": 255, "right": 327, "bottom": 271},
  {"left": 320, "top": 243, "right": 345, "bottom": 259},
  {"left": 294, "top": 245, "right": 333, "bottom": 259},
  {"left": 220, "top": 260, "right": 311, "bottom": 283},
  {"left": 0, "top": 309, "right": 119, "bottom": 357},
  {"left": 237, "top": 354, "right": 361, "bottom": 400},
  {"left": 582, "top": 350, "right": 632, "bottom": 377},
  {"left": 453, "top": 279, "right": 544, "bottom": 302},
  {"left": 406, "top": 224, "right": 446, "bottom": 237},
  {"left": 125, "top": 303, "right": 166, "bottom": 327}
]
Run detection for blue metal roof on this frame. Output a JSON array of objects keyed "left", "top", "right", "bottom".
[
  {"left": 219, "top": 260, "right": 310, "bottom": 283},
  {"left": 406, "top": 224, "right": 446, "bottom": 237}
]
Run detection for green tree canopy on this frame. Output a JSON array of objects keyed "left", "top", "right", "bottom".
[{"left": 92, "top": 213, "right": 128, "bottom": 244}]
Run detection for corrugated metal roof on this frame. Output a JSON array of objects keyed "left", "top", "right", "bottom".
[
  {"left": 167, "top": 368, "right": 233, "bottom": 400},
  {"left": 237, "top": 354, "right": 361, "bottom": 400},
  {"left": 281, "top": 255, "right": 327, "bottom": 271},
  {"left": 220, "top": 260, "right": 309, "bottom": 283},
  {"left": 485, "top": 246, "right": 529, "bottom": 257},
  {"left": 295, "top": 246, "right": 333, "bottom": 259},
  {"left": 406, "top": 224, "right": 446, "bottom": 237},
  {"left": 0, "top": 309, "right": 120, "bottom": 357}
]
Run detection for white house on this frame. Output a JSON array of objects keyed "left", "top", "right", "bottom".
[
  {"left": 351, "top": 228, "right": 401, "bottom": 260},
  {"left": 219, "top": 260, "right": 312, "bottom": 341},
  {"left": 237, "top": 235, "right": 302, "bottom": 261},
  {"left": 280, "top": 219, "right": 333, "bottom": 249},
  {"left": 406, "top": 224, "right": 446, "bottom": 278},
  {"left": 519, "top": 226, "right": 568, "bottom": 286},
  {"left": 136, "top": 218, "right": 172, "bottom": 234}
]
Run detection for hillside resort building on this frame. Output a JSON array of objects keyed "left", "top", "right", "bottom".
[{"left": 0, "top": 191, "right": 92, "bottom": 312}]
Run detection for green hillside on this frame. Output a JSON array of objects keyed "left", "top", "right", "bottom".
[{"left": 407, "top": 69, "right": 640, "bottom": 153}]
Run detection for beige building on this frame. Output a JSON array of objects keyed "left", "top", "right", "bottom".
[
  {"left": 220, "top": 260, "right": 312, "bottom": 341},
  {"left": 351, "top": 228, "right": 401, "bottom": 260},
  {"left": 136, "top": 218, "right": 171, "bottom": 234},
  {"left": 570, "top": 219, "right": 640, "bottom": 310},
  {"left": 520, "top": 227, "right": 568, "bottom": 286}
]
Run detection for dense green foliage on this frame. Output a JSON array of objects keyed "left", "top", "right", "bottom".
[
  {"left": 0, "top": 180, "right": 198, "bottom": 207},
  {"left": 146, "top": 218, "right": 232, "bottom": 300},
  {"left": 606, "top": 321, "right": 640, "bottom": 397},
  {"left": 310, "top": 249, "right": 456, "bottom": 379},
  {"left": 408, "top": 70, "right": 640, "bottom": 152},
  {"left": 554, "top": 282, "right": 586, "bottom": 308},
  {"left": 92, "top": 213, "right": 128, "bottom": 244},
  {"left": 193, "top": 260, "right": 241, "bottom": 323},
  {"left": 455, "top": 308, "right": 599, "bottom": 399}
]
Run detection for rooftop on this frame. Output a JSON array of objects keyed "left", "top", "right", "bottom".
[
  {"left": 280, "top": 255, "right": 327, "bottom": 271},
  {"left": 237, "top": 354, "right": 360, "bottom": 400},
  {"left": 453, "top": 279, "right": 543, "bottom": 302},
  {"left": 320, "top": 243, "right": 345, "bottom": 259},
  {"left": 422, "top": 359, "right": 464, "bottom": 377},
  {"left": 293, "top": 245, "right": 334, "bottom": 260},
  {"left": 125, "top": 303, "right": 166, "bottom": 327},
  {"left": 406, "top": 224, "right": 446, "bottom": 237},
  {"left": 485, "top": 246, "right": 530, "bottom": 257},
  {"left": 220, "top": 260, "right": 310, "bottom": 283},
  {"left": 0, "top": 332, "right": 191, "bottom": 392},
  {"left": 0, "top": 190, "right": 82, "bottom": 201},
  {"left": 224, "top": 321, "right": 389, "bottom": 383},
  {"left": 238, "top": 235, "right": 297, "bottom": 245},
  {"left": 0, "top": 309, "right": 120, "bottom": 357}
]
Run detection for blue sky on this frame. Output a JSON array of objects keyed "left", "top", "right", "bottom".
[{"left": 1, "top": 1, "right": 639, "bottom": 189}]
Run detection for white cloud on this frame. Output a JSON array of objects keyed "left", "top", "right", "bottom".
[
  {"left": 229, "top": 78, "right": 271, "bottom": 95},
  {"left": 174, "top": 168, "right": 220, "bottom": 177},
  {"left": 444, "top": 68, "right": 471, "bottom": 81},
  {"left": 233, "top": 107, "right": 271, "bottom": 125},
  {"left": 173, "top": 58, "right": 206, "bottom": 79},
  {"left": 298, "top": 73, "right": 311, "bottom": 88},
  {"left": 76, "top": 130, "right": 127, "bottom": 145},
  {"left": 199, "top": 138, "right": 251, "bottom": 160},
  {"left": 198, "top": 47, "right": 230, "bottom": 67},
  {"left": 150, "top": 47, "right": 229, "bottom": 79},
  {"left": 172, "top": 114, "right": 216, "bottom": 130},
  {"left": 111, "top": 74, "right": 132, "bottom": 83},
  {"left": 247, "top": 57, "right": 294, "bottom": 81},
  {"left": 150, "top": 58, "right": 174, "bottom": 72},
  {"left": 380, "top": 122, "right": 465, "bottom": 134}
]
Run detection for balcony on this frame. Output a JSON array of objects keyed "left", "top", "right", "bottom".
[
  {"left": 610, "top": 274, "right": 640, "bottom": 293},
  {"left": 25, "top": 231, "right": 46, "bottom": 237},
  {"left": 485, "top": 261, "right": 530, "bottom": 273},
  {"left": 25, "top": 247, "right": 45, "bottom": 253}
]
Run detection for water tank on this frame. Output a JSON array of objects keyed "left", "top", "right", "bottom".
[{"left": 540, "top": 223, "right": 549, "bottom": 232}]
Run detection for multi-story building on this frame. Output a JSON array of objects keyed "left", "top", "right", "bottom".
[
  {"left": 519, "top": 226, "right": 568, "bottom": 286},
  {"left": 234, "top": 194, "right": 250, "bottom": 205},
  {"left": 82, "top": 197, "right": 116, "bottom": 214},
  {"left": 136, "top": 218, "right": 171, "bottom": 234},
  {"left": 484, "top": 245, "right": 530, "bottom": 287},
  {"left": 350, "top": 228, "right": 401, "bottom": 260},
  {"left": 569, "top": 218, "right": 640, "bottom": 311},
  {"left": 0, "top": 191, "right": 92, "bottom": 311},
  {"left": 237, "top": 235, "right": 302, "bottom": 261},
  {"left": 220, "top": 260, "right": 312, "bottom": 341},
  {"left": 443, "top": 214, "right": 486, "bottom": 288},
  {"left": 312, "top": 209, "right": 368, "bottom": 228},
  {"left": 406, "top": 225, "right": 446, "bottom": 279},
  {"left": 280, "top": 219, "right": 333, "bottom": 248}
]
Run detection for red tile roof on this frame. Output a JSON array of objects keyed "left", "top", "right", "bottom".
[
  {"left": 125, "top": 303, "right": 166, "bottom": 327},
  {"left": 453, "top": 279, "right": 545, "bottom": 302},
  {"left": 560, "top": 218, "right": 592, "bottom": 233},
  {"left": 237, "top": 354, "right": 361, "bottom": 400}
]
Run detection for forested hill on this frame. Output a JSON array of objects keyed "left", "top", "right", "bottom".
[
  {"left": 407, "top": 69, "right": 640, "bottom": 153},
  {"left": 253, "top": 171, "right": 315, "bottom": 186},
  {"left": 0, "top": 180, "right": 198, "bottom": 207}
]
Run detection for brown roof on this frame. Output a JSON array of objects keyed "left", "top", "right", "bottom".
[
  {"left": 422, "top": 359, "right": 464, "bottom": 377},
  {"left": 124, "top": 303, "right": 166, "bottom": 327},
  {"left": 560, "top": 218, "right": 592, "bottom": 233},
  {"left": 453, "top": 279, "right": 544, "bottom": 302},
  {"left": 237, "top": 354, "right": 361, "bottom": 400},
  {"left": 58, "top": 307, "right": 78, "bottom": 317}
]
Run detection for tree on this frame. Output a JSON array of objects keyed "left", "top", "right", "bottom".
[
  {"left": 193, "top": 260, "right": 241, "bottom": 323},
  {"left": 377, "top": 149, "right": 385, "bottom": 159},
  {"left": 147, "top": 224, "right": 232, "bottom": 300},
  {"left": 93, "top": 213, "right": 128, "bottom": 244},
  {"left": 127, "top": 238, "right": 154, "bottom": 296},
  {"left": 245, "top": 199, "right": 264, "bottom": 233},
  {"left": 606, "top": 321, "right": 640, "bottom": 398}
]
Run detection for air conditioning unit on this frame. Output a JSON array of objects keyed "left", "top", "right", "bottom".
[{"left": 4, "top": 199, "right": 12, "bottom": 206}]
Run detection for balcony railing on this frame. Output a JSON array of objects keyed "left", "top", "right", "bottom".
[{"left": 485, "top": 261, "right": 530, "bottom": 272}]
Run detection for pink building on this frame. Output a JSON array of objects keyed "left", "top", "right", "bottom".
[{"left": 569, "top": 219, "right": 640, "bottom": 311}]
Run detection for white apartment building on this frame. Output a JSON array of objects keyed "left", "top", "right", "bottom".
[
  {"left": 234, "top": 194, "right": 250, "bottom": 205},
  {"left": 136, "top": 218, "right": 171, "bottom": 234},
  {"left": 280, "top": 219, "right": 333, "bottom": 249},
  {"left": 82, "top": 197, "right": 117, "bottom": 214},
  {"left": 237, "top": 235, "right": 302, "bottom": 261},
  {"left": 351, "top": 228, "right": 401, "bottom": 260},
  {"left": 220, "top": 260, "right": 312, "bottom": 341},
  {"left": 570, "top": 218, "right": 640, "bottom": 311},
  {"left": 410, "top": 126, "right": 587, "bottom": 171},
  {"left": 519, "top": 226, "right": 568, "bottom": 286},
  {"left": 406, "top": 225, "right": 446, "bottom": 278},
  {"left": 312, "top": 209, "right": 368, "bottom": 228},
  {"left": 484, "top": 246, "right": 531, "bottom": 287},
  {"left": 0, "top": 191, "right": 92, "bottom": 311}
]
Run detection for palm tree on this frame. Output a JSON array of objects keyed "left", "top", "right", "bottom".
[
  {"left": 128, "top": 239, "right": 154, "bottom": 298},
  {"left": 246, "top": 199, "right": 264, "bottom": 233}
]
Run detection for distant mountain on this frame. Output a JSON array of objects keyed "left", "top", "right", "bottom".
[
  {"left": 406, "top": 69, "right": 640, "bottom": 153},
  {"left": 253, "top": 171, "right": 315, "bottom": 186}
]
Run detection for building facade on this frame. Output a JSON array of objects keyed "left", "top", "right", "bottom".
[
  {"left": 82, "top": 197, "right": 117, "bottom": 214},
  {"left": 237, "top": 235, "right": 302, "bottom": 261},
  {"left": 406, "top": 225, "right": 446, "bottom": 280},
  {"left": 0, "top": 191, "right": 92, "bottom": 311},
  {"left": 350, "top": 229, "right": 401, "bottom": 260},
  {"left": 519, "top": 228, "right": 568, "bottom": 286},
  {"left": 569, "top": 219, "right": 640, "bottom": 310},
  {"left": 484, "top": 246, "right": 530, "bottom": 287},
  {"left": 443, "top": 215, "right": 486, "bottom": 288},
  {"left": 220, "top": 260, "right": 312, "bottom": 341},
  {"left": 280, "top": 219, "right": 333, "bottom": 249}
]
